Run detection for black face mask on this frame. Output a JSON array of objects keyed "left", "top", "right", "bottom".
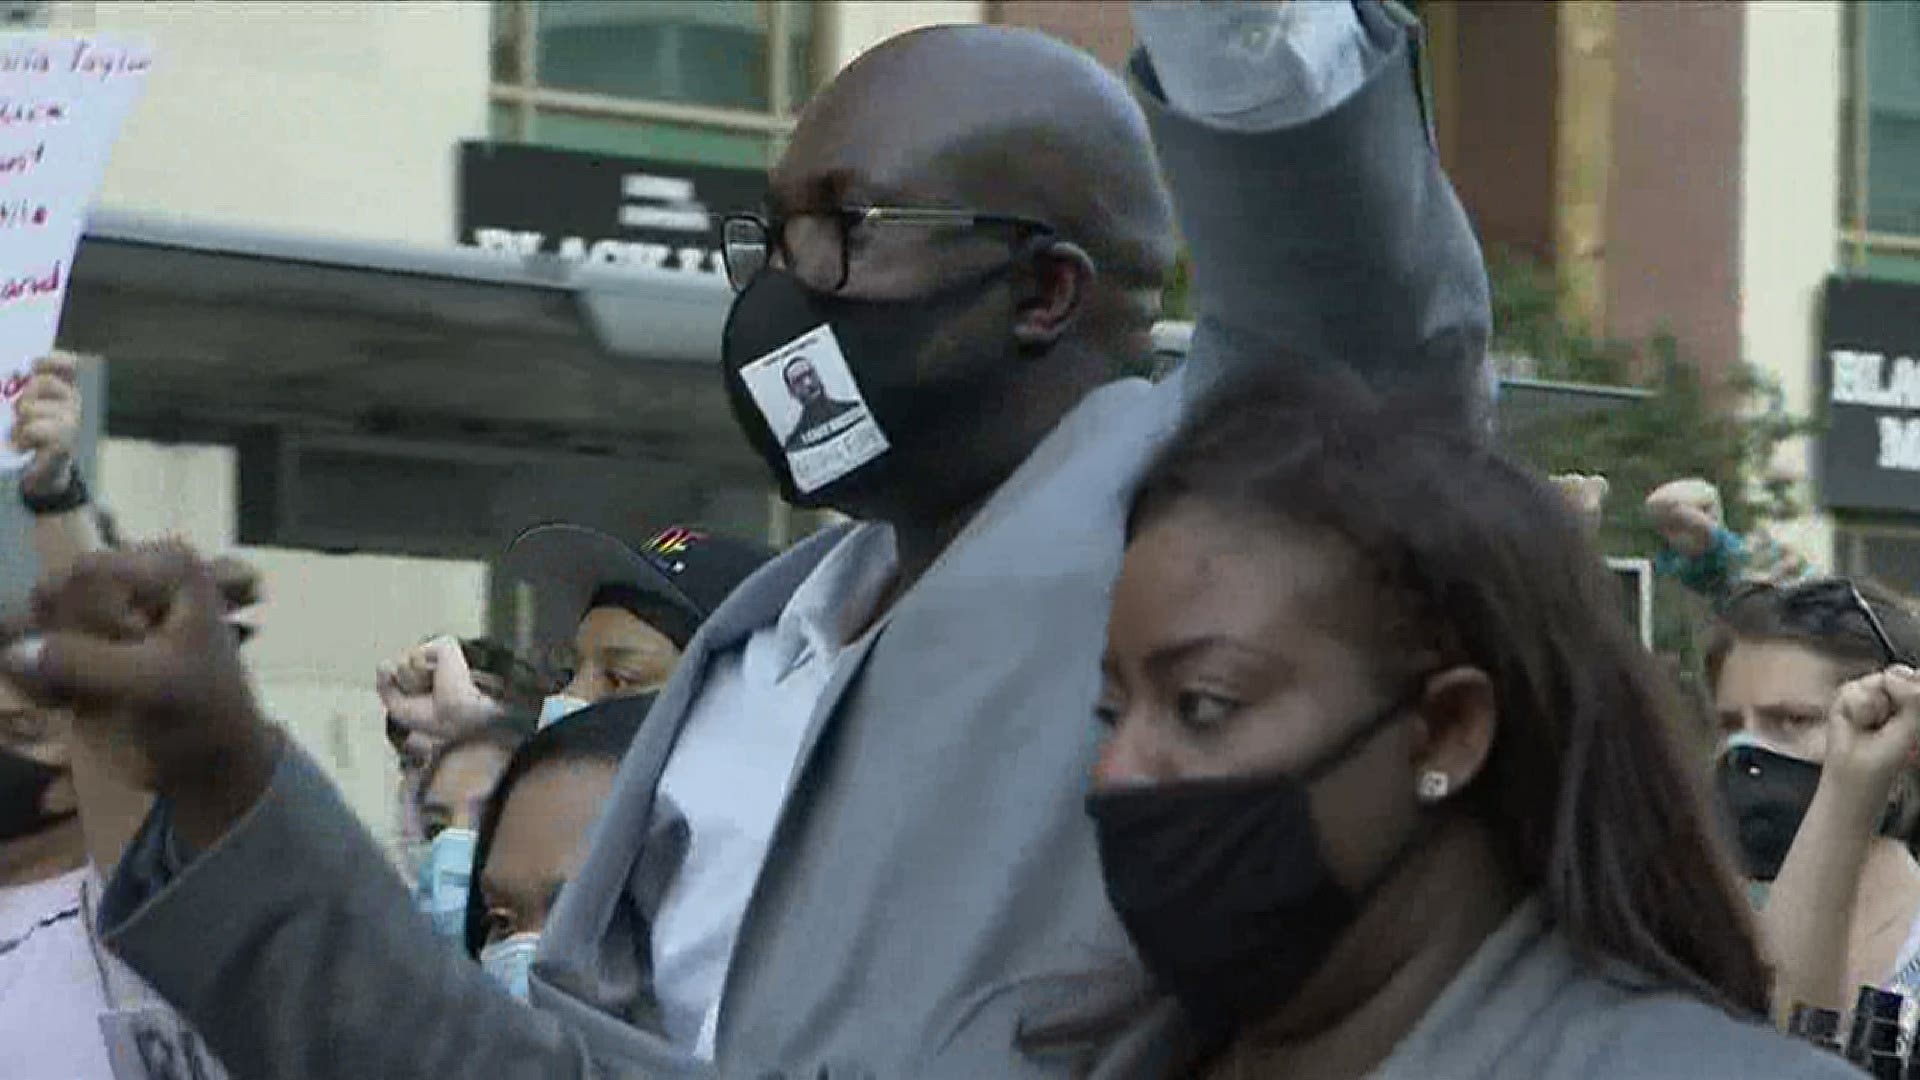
[
  {"left": 1086, "top": 691, "right": 1427, "bottom": 1046},
  {"left": 719, "top": 261, "right": 1026, "bottom": 509},
  {"left": 0, "top": 746, "right": 75, "bottom": 844},
  {"left": 1715, "top": 740, "right": 1824, "bottom": 882}
]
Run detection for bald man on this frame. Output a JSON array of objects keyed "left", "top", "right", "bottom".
[{"left": 44, "top": 4, "right": 1489, "bottom": 1078}]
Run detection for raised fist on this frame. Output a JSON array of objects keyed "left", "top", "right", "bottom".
[
  {"left": 13, "top": 352, "right": 83, "bottom": 499},
  {"left": 1645, "top": 477, "right": 1723, "bottom": 557},
  {"left": 4, "top": 542, "right": 275, "bottom": 843}
]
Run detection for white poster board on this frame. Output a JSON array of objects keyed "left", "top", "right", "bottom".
[
  {"left": 0, "top": 34, "right": 149, "bottom": 467},
  {"left": 1607, "top": 556, "right": 1656, "bottom": 649}
]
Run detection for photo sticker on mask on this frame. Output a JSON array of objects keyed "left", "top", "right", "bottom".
[{"left": 737, "top": 325, "right": 890, "bottom": 493}]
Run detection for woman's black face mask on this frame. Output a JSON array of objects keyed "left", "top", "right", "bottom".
[
  {"left": 0, "top": 746, "right": 73, "bottom": 843},
  {"left": 1086, "top": 684, "right": 1433, "bottom": 1046}
]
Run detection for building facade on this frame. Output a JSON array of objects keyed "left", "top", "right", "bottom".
[{"left": 11, "top": 0, "right": 1919, "bottom": 832}]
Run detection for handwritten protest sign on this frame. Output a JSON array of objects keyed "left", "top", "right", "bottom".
[{"left": 0, "top": 33, "right": 150, "bottom": 468}]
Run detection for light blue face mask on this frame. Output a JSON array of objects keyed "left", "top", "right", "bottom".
[
  {"left": 537, "top": 694, "right": 591, "bottom": 730},
  {"left": 480, "top": 932, "right": 540, "bottom": 1001},
  {"left": 414, "top": 827, "right": 478, "bottom": 942}
]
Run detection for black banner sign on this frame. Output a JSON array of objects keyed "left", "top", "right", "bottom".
[
  {"left": 1820, "top": 276, "right": 1920, "bottom": 513},
  {"left": 456, "top": 140, "right": 766, "bottom": 279}
]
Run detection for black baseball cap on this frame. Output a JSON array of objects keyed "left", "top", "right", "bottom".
[{"left": 498, "top": 523, "right": 774, "bottom": 655}]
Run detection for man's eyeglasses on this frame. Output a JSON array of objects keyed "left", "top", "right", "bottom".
[
  {"left": 720, "top": 206, "right": 1054, "bottom": 293},
  {"left": 1727, "top": 577, "right": 1910, "bottom": 666}
]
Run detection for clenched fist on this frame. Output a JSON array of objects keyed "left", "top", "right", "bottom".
[
  {"left": 1823, "top": 664, "right": 1920, "bottom": 796},
  {"left": 13, "top": 352, "right": 83, "bottom": 499},
  {"left": 4, "top": 542, "right": 276, "bottom": 847},
  {"left": 377, "top": 637, "right": 505, "bottom": 748},
  {"left": 1645, "top": 477, "right": 1722, "bottom": 557},
  {"left": 1550, "top": 473, "right": 1608, "bottom": 531}
]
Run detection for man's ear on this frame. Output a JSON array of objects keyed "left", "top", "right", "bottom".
[{"left": 1013, "top": 241, "right": 1095, "bottom": 351}]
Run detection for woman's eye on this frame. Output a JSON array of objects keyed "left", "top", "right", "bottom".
[
  {"left": 1093, "top": 703, "right": 1122, "bottom": 729},
  {"left": 1175, "top": 692, "right": 1238, "bottom": 733}
]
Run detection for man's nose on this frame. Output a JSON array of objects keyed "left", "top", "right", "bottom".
[{"left": 562, "top": 670, "right": 598, "bottom": 705}]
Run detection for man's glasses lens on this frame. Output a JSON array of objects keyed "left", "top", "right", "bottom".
[{"left": 722, "top": 216, "right": 770, "bottom": 291}]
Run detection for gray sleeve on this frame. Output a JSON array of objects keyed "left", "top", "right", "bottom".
[
  {"left": 1131, "top": 0, "right": 1494, "bottom": 435},
  {"left": 98, "top": 745, "right": 609, "bottom": 1080}
]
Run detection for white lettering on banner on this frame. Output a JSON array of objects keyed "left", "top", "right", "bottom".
[
  {"left": 619, "top": 204, "right": 710, "bottom": 232},
  {"left": 1833, "top": 348, "right": 1920, "bottom": 410},
  {"left": 618, "top": 172, "right": 709, "bottom": 234},
  {"left": 1879, "top": 416, "right": 1920, "bottom": 472},
  {"left": 0, "top": 33, "right": 151, "bottom": 469},
  {"left": 471, "top": 228, "right": 728, "bottom": 278},
  {"left": 623, "top": 174, "right": 695, "bottom": 203},
  {"left": 474, "top": 227, "right": 543, "bottom": 257}
]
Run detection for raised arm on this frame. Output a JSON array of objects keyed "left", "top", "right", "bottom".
[
  {"left": 17, "top": 353, "right": 104, "bottom": 573},
  {"left": 6, "top": 545, "right": 620, "bottom": 1079},
  {"left": 13, "top": 352, "right": 147, "bottom": 877},
  {"left": 1131, "top": 0, "right": 1493, "bottom": 430}
]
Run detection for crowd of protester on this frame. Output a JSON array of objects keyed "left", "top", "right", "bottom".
[{"left": 5, "top": 1, "right": 1920, "bottom": 1078}]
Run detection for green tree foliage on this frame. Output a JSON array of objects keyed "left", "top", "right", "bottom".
[
  {"left": 1163, "top": 246, "right": 1812, "bottom": 682},
  {"left": 1491, "top": 249, "right": 1814, "bottom": 673}
]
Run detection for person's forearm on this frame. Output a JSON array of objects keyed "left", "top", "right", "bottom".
[
  {"left": 1129, "top": 1, "right": 1491, "bottom": 417},
  {"left": 33, "top": 505, "right": 142, "bottom": 870},
  {"left": 30, "top": 507, "right": 102, "bottom": 576},
  {"left": 103, "top": 747, "right": 608, "bottom": 1080},
  {"left": 1759, "top": 779, "right": 1883, "bottom": 1024},
  {"left": 169, "top": 722, "right": 285, "bottom": 853}
]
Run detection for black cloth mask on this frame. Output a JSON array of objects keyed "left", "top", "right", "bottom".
[
  {"left": 719, "top": 260, "right": 1028, "bottom": 509},
  {"left": 0, "top": 745, "right": 75, "bottom": 844},
  {"left": 1086, "top": 689, "right": 1429, "bottom": 1047},
  {"left": 1715, "top": 740, "right": 1826, "bottom": 882}
]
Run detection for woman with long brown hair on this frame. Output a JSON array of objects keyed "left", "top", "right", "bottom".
[{"left": 1087, "top": 365, "right": 1864, "bottom": 1078}]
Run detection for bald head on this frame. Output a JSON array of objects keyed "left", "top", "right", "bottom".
[{"left": 778, "top": 25, "right": 1177, "bottom": 344}]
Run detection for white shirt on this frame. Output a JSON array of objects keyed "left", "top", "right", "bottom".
[
  {"left": 0, "top": 867, "right": 134, "bottom": 1080},
  {"left": 649, "top": 524, "right": 899, "bottom": 1058}
]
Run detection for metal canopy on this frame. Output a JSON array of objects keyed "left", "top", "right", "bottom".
[{"left": 59, "top": 209, "right": 749, "bottom": 466}]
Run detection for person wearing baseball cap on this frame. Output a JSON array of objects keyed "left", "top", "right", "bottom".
[{"left": 498, "top": 524, "right": 774, "bottom": 726}]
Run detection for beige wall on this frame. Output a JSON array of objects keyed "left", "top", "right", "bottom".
[
  {"left": 1739, "top": 0, "right": 1844, "bottom": 566},
  {"left": 99, "top": 439, "right": 489, "bottom": 844},
  {"left": 825, "top": 0, "right": 984, "bottom": 71},
  {"left": 52, "top": 0, "right": 491, "bottom": 247}
]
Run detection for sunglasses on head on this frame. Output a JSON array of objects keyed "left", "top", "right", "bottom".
[{"left": 1727, "top": 577, "right": 1909, "bottom": 667}]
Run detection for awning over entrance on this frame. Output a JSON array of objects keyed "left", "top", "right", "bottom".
[
  {"left": 60, "top": 210, "right": 783, "bottom": 566},
  {"left": 63, "top": 209, "right": 747, "bottom": 463}
]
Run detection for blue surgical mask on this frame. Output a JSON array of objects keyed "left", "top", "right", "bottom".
[
  {"left": 538, "top": 694, "right": 591, "bottom": 730},
  {"left": 480, "top": 932, "right": 540, "bottom": 1001},
  {"left": 413, "top": 827, "right": 478, "bottom": 942}
]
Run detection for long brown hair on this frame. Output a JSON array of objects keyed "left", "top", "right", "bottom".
[{"left": 1129, "top": 363, "right": 1772, "bottom": 1018}]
